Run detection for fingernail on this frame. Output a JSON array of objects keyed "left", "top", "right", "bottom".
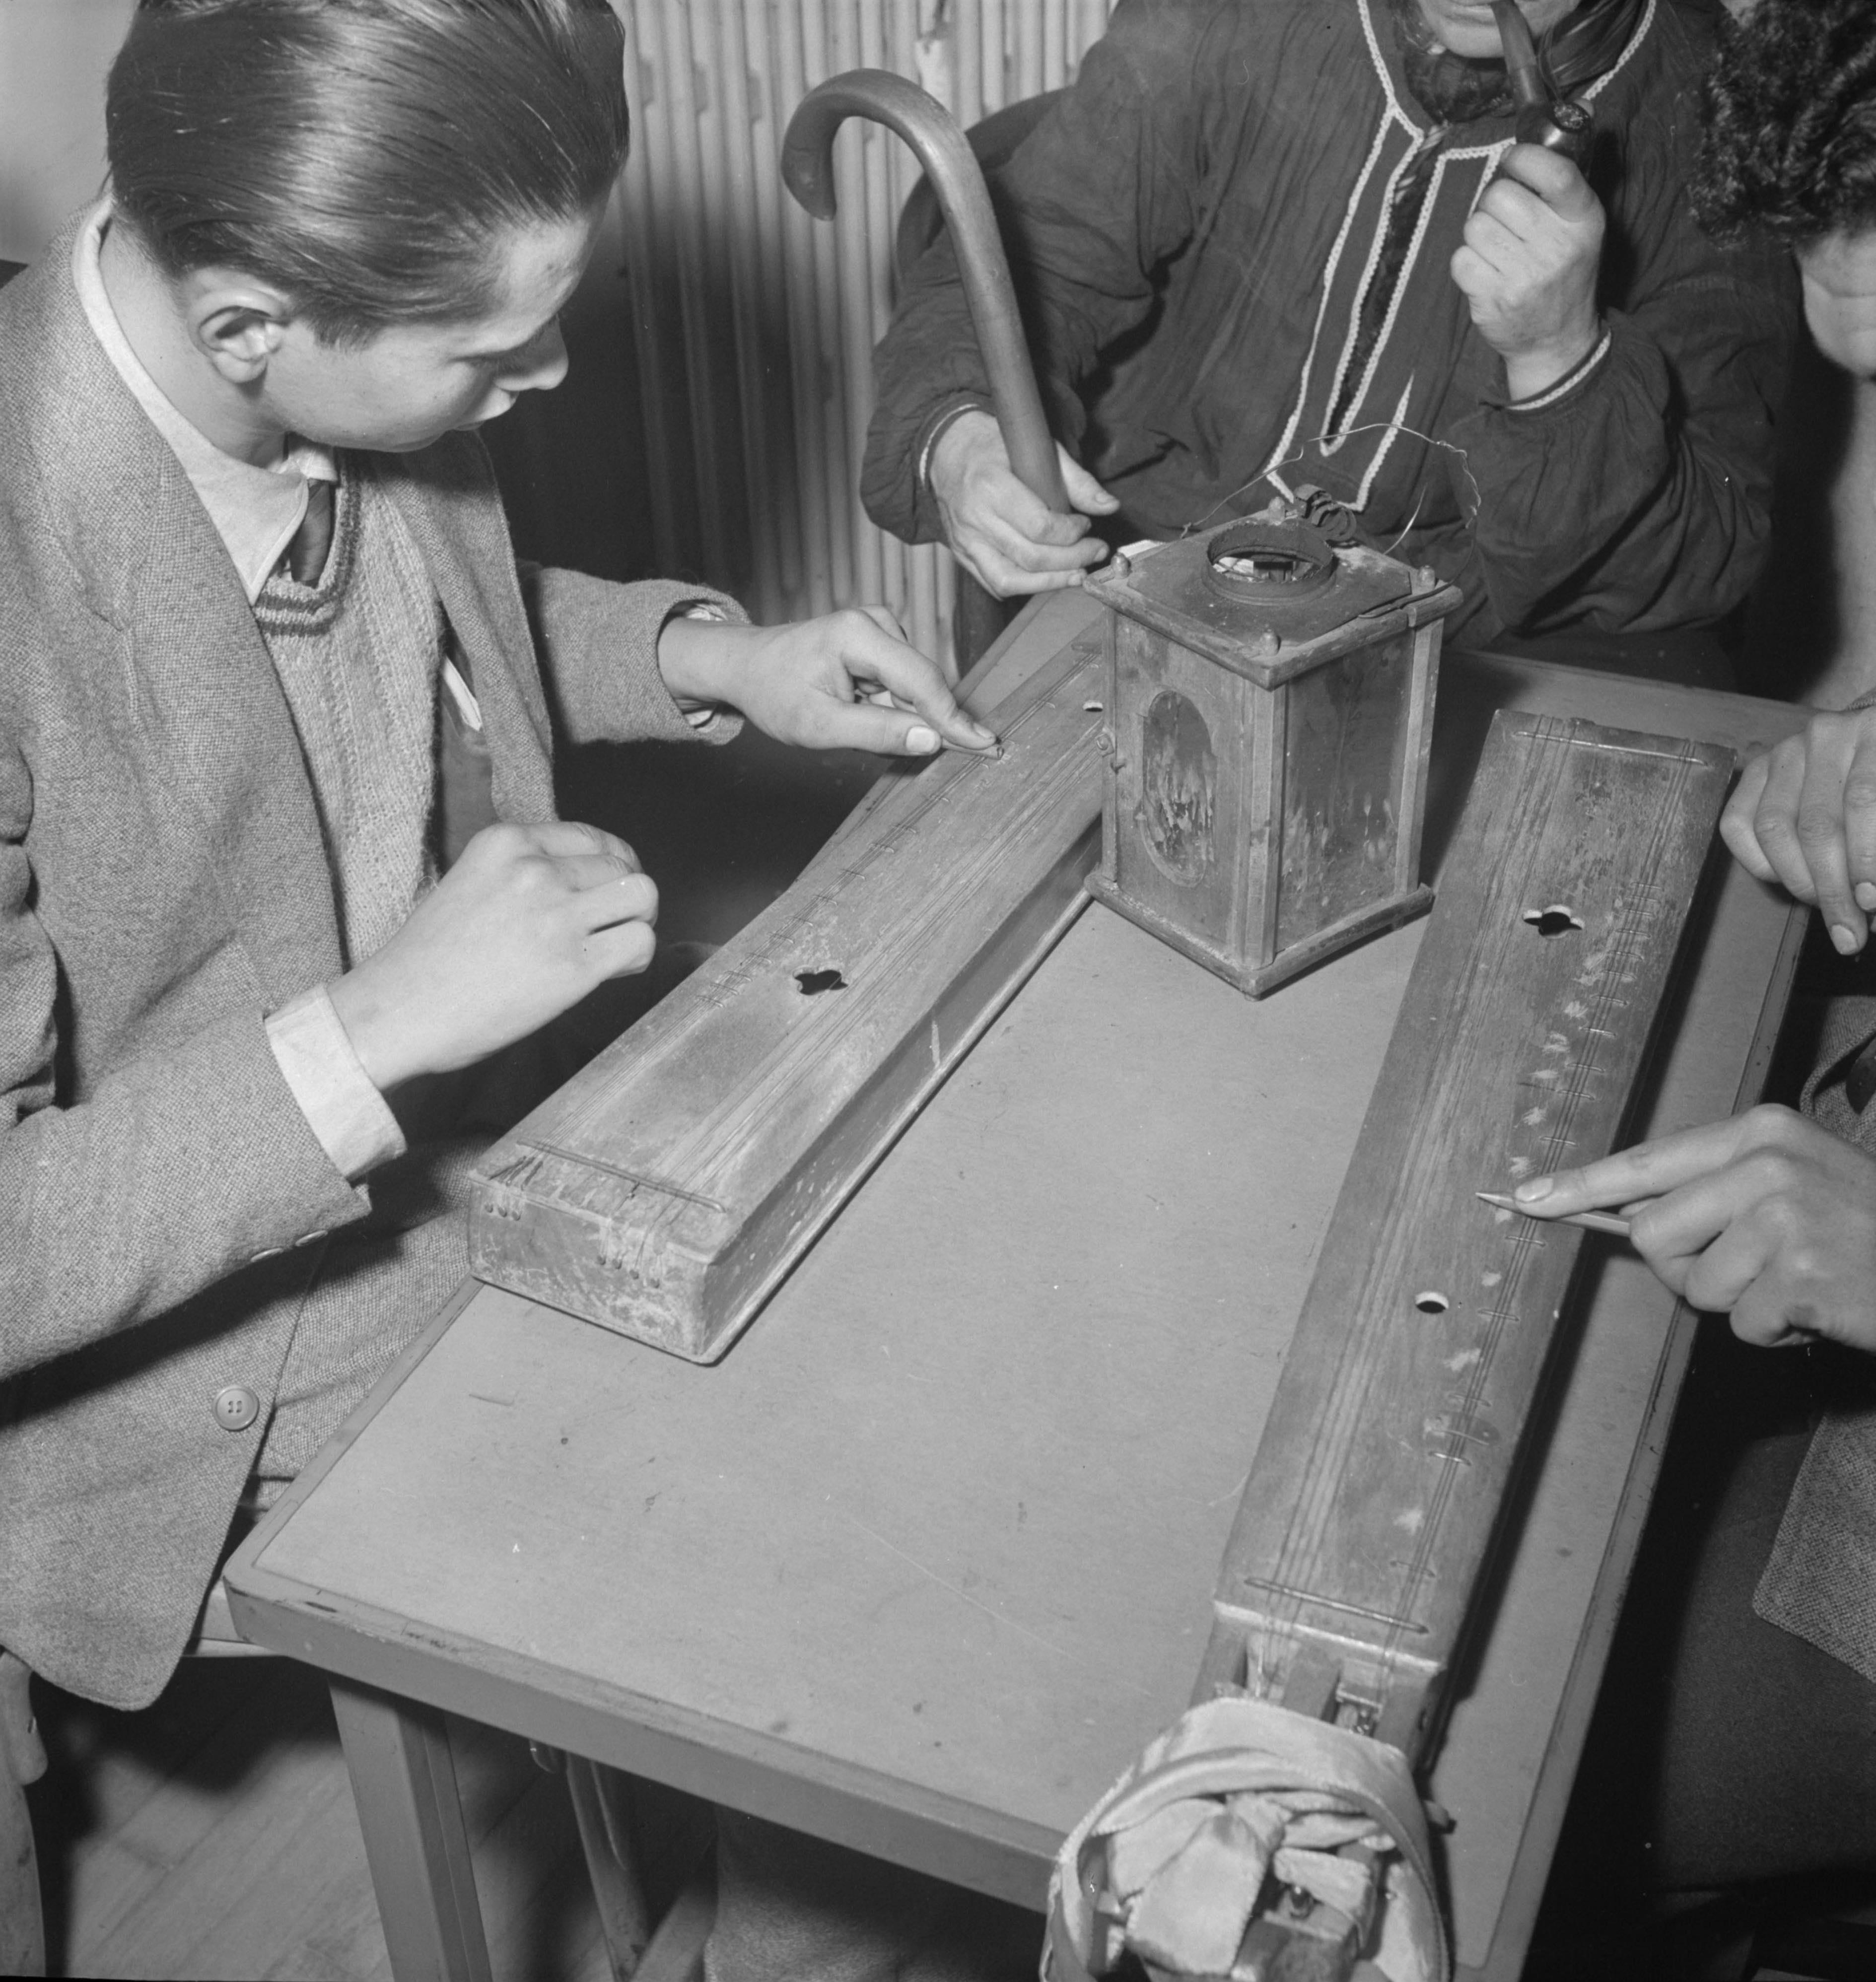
[
  {"left": 1515, "top": 1177, "right": 1553, "bottom": 1203},
  {"left": 968, "top": 723, "right": 998, "bottom": 747},
  {"left": 906, "top": 725, "right": 940, "bottom": 754},
  {"left": 1832, "top": 923, "right": 1862, "bottom": 956},
  {"left": 1857, "top": 884, "right": 1876, "bottom": 912}
]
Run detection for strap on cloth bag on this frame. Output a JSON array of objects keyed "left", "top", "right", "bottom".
[{"left": 1042, "top": 1697, "right": 1450, "bottom": 1982}]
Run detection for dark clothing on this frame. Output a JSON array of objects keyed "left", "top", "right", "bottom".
[
  {"left": 1537, "top": 1332, "right": 1876, "bottom": 1973},
  {"left": 1541, "top": 941, "right": 1876, "bottom": 1930},
  {"left": 1751, "top": 945, "right": 1876, "bottom": 1684},
  {"left": 864, "top": 0, "right": 1798, "bottom": 645}
]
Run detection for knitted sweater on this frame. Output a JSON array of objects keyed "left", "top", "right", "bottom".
[
  {"left": 246, "top": 464, "right": 446, "bottom": 1481},
  {"left": 253, "top": 465, "right": 442, "bottom": 973}
]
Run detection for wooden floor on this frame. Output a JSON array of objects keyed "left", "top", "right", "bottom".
[
  {"left": 26, "top": 1657, "right": 615, "bottom": 1982},
  {"left": 24, "top": 1644, "right": 1870, "bottom": 1982}
]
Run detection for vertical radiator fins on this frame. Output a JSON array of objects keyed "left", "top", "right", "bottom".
[{"left": 617, "top": 0, "right": 1115, "bottom": 665}]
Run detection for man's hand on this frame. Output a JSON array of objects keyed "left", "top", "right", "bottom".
[
  {"left": 1721, "top": 708, "right": 1876, "bottom": 955},
  {"left": 1450, "top": 144, "right": 1605, "bottom": 401},
  {"left": 1510, "top": 1105, "right": 1876, "bottom": 1351},
  {"left": 928, "top": 410, "right": 1119, "bottom": 598},
  {"left": 658, "top": 606, "right": 998, "bottom": 756},
  {"left": 328, "top": 822, "right": 658, "bottom": 1091}
]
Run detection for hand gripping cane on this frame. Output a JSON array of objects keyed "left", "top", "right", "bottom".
[{"left": 781, "top": 69, "right": 1070, "bottom": 516}]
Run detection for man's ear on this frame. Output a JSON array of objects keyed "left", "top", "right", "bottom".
[{"left": 184, "top": 275, "right": 296, "bottom": 385}]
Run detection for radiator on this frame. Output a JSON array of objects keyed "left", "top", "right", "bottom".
[{"left": 617, "top": 0, "right": 1116, "bottom": 666}]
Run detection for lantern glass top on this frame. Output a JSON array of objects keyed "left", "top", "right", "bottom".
[{"left": 1086, "top": 525, "right": 1430, "bottom": 688}]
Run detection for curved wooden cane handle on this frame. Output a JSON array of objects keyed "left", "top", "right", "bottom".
[{"left": 782, "top": 68, "right": 1070, "bottom": 513}]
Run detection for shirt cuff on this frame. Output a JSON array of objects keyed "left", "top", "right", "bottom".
[
  {"left": 1503, "top": 325, "right": 1614, "bottom": 414},
  {"left": 266, "top": 985, "right": 406, "bottom": 1182},
  {"left": 916, "top": 397, "right": 994, "bottom": 497}
]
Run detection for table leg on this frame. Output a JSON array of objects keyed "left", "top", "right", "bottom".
[
  {"left": 565, "top": 1756, "right": 651, "bottom": 1979},
  {"left": 330, "top": 1679, "right": 492, "bottom": 1982}
]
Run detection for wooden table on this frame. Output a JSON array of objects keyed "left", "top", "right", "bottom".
[{"left": 226, "top": 593, "right": 1810, "bottom": 1982}]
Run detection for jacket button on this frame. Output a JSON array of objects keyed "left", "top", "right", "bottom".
[
  {"left": 293, "top": 1230, "right": 328, "bottom": 1248},
  {"left": 213, "top": 1385, "right": 261, "bottom": 1433}
]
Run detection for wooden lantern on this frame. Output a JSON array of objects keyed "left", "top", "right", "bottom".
[{"left": 1083, "top": 511, "right": 1463, "bottom": 996}]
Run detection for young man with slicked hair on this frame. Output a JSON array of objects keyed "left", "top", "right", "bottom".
[{"left": 0, "top": 6, "right": 1014, "bottom": 1975}]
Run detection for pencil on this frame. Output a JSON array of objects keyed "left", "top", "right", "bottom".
[{"left": 1475, "top": 1191, "right": 1632, "bottom": 1239}]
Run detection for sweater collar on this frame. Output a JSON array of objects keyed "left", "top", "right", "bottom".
[{"left": 71, "top": 201, "right": 338, "bottom": 606}]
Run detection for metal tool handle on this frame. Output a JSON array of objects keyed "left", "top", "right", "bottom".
[{"left": 782, "top": 68, "right": 1070, "bottom": 513}]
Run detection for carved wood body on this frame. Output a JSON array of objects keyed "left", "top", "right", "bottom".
[
  {"left": 1198, "top": 712, "right": 1735, "bottom": 1761},
  {"left": 469, "top": 633, "right": 1106, "bottom": 1361}
]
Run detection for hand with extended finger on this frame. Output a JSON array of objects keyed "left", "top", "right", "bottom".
[
  {"left": 927, "top": 409, "right": 1120, "bottom": 599},
  {"left": 1450, "top": 143, "right": 1605, "bottom": 401},
  {"left": 1720, "top": 704, "right": 1876, "bottom": 956},
  {"left": 328, "top": 821, "right": 658, "bottom": 1091},
  {"left": 657, "top": 604, "right": 1000, "bottom": 756},
  {"left": 1511, "top": 1105, "right": 1876, "bottom": 1351}
]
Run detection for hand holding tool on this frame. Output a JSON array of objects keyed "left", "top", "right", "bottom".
[{"left": 782, "top": 70, "right": 1069, "bottom": 514}]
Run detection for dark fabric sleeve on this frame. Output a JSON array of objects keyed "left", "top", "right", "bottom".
[
  {"left": 861, "top": 0, "right": 1213, "bottom": 544},
  {"left": 1444, "top": 189, "right": 1798, "bottom": 641}
]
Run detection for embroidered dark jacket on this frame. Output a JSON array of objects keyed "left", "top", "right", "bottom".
[{"left": 862, "top": 0, "right": 1796, "bottom": 643}]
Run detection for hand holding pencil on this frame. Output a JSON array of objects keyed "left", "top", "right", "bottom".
[{"left": 1490, "top": 1105, "right": 1876, "bottom": 1353}]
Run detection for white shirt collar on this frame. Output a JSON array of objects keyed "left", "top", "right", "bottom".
[{"left": 71, "top": 200, "right": 339, "bottom": 604}]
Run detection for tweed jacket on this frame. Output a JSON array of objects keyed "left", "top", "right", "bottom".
[{"left": 0, "top": 220, "right": 735, "bottom": 1708}]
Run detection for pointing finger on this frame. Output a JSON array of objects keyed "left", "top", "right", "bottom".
[
  {"left": 1512, "top": 1117, "right": 1756, "bottom": 1216},
  {"left": 845, "top": 622, "right": 998, "bottom": 752}
]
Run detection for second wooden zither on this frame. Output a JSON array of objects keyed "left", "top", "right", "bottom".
[{"left": 1198, "top": 711, "right": 1735, "bottom": 1760}]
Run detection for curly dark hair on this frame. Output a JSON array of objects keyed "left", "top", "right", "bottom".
[{"left": 1695, "top": 0, "right": 1876, "bottom": 244}]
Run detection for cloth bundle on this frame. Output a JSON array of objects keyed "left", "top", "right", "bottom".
[{"left": 1043, "top": 1697, "right": 1449, "bottom": 1982}]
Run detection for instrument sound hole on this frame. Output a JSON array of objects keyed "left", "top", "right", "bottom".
[
  {"left": 795, "top": 968, "right": 848, "bottom": 995},
  {"left": 1414, "top": 1291, "right": 1451, "bottom": 1315},
  {"left": 1523, "top": 905, "right": 1585, "bottom": 937}
]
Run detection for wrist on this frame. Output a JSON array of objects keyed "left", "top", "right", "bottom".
[
  {"left": 1502, "top": 318, "right": 1602, "bottom": 404},
  {"left": 657, "top": 609, "right": 749, "bottom": 712},
  {"left": 929, "top": 408, "right": 1000, "bottom": 500},
  {"left": 327, "top": 968, "right": 414, "bottom": 1092}
]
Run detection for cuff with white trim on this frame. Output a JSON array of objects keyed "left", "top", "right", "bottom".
[
  {"left": 916, "top": 396, "right": 994, "bottom": 497},
  {"left": 1503, "top": 325, "right": 1614, "bottom": 414}
]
